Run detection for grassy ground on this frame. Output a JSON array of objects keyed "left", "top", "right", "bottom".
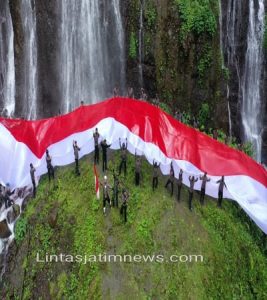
[{"left": 1, "top": 151, "right": 267, "bottom": 299}]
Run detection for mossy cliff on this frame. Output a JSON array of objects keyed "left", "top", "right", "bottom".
[{"left": 125, "top": 0, "right": 228, "bottom": 131}]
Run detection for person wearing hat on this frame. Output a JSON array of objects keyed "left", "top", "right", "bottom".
[
  {"left": 120, "top": 189, "right": 129, "bottom": 223},
  {"left": 100, "top": 175, "right": 112, "bottom": 215}
]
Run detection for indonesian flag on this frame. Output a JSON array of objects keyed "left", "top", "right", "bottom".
[
  {"left": 0, "top": 98, "right": 266, "bottom": 233},
  {"left": 94, "top": 164, "right": 100, "bottom": 199}
]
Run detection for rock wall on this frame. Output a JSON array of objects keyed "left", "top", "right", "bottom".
[{"left": 124, "top": 0, "right": 228, "bottom": 131}]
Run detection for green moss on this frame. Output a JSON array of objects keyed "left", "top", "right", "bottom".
[
  {"left": 6, "top": 141, "right": 265, "bottom": 298},
  {"left": 175, "top": 0, "right": 217, "bottom": 41},
  {"left": 14, "top": 216, "right": 27, "bottom": 244},
  {"left": 144, "top": 2, "right": 157, "bottom": 29},
  {"left": 129, "top": 31, "right": 138, "bottom": 59}
]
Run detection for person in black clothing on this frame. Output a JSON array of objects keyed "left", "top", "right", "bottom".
[
  {"left": 120, "top": 189, "right": 129, "bottom": 223},
  {"left": 152, "top": 160, "right": 160, "bottom": 191},
  {"left": 188, "top": 175, "right": 198, "bottom": 211},
  {"left": 119, "top": 138, "right": 127, "bottom": 176},
  {"left": 93, "top": 128, "right": 100, "bottom": 164},
  {"left": 46, "top": 149, "right": 55, "bottom": 182},
  {"left": 177, "top": 169, "right": 183, "bottom": 201},
  {"left": 73, "top": 140, "right": 81, "bottom": 175},
  {"left": 165, "top": 163, "right": 174, "bottom": 196},
  {"left": 216, "top": 176, "right": 227, "bottom": 208},
  {"left": 101, "top": 175, "right": 112, "bottom": 215},
  {"left": 30, "top": 163, "right": 36, "bottom": 197},
  {"left": 135, "top": 151, "right": 142, "bottom": 186},
  {"left": 101, "top": 139, "right": 111, "bottom": 172},
  {"left": 112, "top": 170, "right": 120, "bottom": 207},
  {"left": 199, "top": 172, "right": 211, "bottom": 205}
]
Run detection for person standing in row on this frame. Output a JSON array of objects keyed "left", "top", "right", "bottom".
[
  {"left": 119, "top": 138, "right": 128, "bottom": 176},
  {"left": 199, "top": 172, "right": 210, "bottom": 205},
  {"left": 30, "top": 163, "right": 36, "bottom": 197},
  {"left": 113, "top": 85, "right": 119, "bottom": 97},
  {"left": 73, "top": 141, "right": 81, "bottom": 176},
  {"left": 127, "top": 87, "right": 134, "bottom": 98},
  {"left": 120, "top": 189, "right": 129, "bottom": 223},
  {"left": 101, "top": 175, "right": 112, "bottom": 215},
  {"left": 101, "top": 139, "right": 111, "bottom": 172},
  {"left": 165, "top": 163, "right": 174, "bottom": 196},
  {"left": 93, "top": 128, "right": 100, "bottom": 164},
  {"left": 135, "top": 151, "right": 142, "bottom": 186},
  {"left": 188, "top": 175, "right": 198, "bottom": 211},
  {"left": 152, "top": 160, "right": 160, "bottom": 191},
  {"left": 216, "top": 176, "right": 227, "bottom": 208},
  {"left": 177, "top": 169, "right": 183, "bottom": 202},
  {"left": 46, "top": 149, "right": 55, "bottom": 182},
  {"left": 112, "top": 170, "right": 120, "bottom": 207}
]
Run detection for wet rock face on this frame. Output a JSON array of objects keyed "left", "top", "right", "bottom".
[
  {"left": 35, "top": 0, "right": 61, "bottom": 117},
  {"left": 7, "top": 204, "right": 20, "bottom": 224},
  {"left": 0, "top": 219, "right": 12, "bottom": 239},
  {"left": 10, "top": 0, "right": 61, "bottom": 118}
]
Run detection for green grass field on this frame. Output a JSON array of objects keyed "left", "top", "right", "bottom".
[{"left": 2, "top": 151, "right": 267, "bottom": 299}]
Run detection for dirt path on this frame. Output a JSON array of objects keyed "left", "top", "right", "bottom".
[{"left": 101, "top": 207, "right": 134, "bottom": 299}]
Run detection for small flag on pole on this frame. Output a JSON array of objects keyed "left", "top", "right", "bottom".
[{"left": 94, "top": 164, "right": 100, "bottom": 199}]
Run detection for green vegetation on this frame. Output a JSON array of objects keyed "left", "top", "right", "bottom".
[
  {"left": 144, "top": 3, "right": 157, "bottom": 29},
  {"left": 197, "top": 45, "right": 212, "bottom": 82},
  {"left": 175, "top": 0, "right": 217, "bottom": 41},
  {"left": 3, "top": 150, "right": 267, "bottom": 299},
  {"left": 129, "top": 31, "right": 138, "bottom": 59},
  {"left": 14, "top": 217, "right": 28, "bottom": 244},
  {"left": 198, "top": 102, "right": 210, "bottom": 129}
]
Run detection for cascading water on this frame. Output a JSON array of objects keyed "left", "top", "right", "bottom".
[
  {"left": 219, "top": 0, "right": 232, "bottom": 137},
  {"left": 59, "top": 0, "right": 126, "bottom": 113},
  {"left": 20, "top": 0, "right": 38, "bottom": 120},
  {"left": 241, "top": 0, "right": 265, "bottom": 162},
  {"left": 221, "top": 0, "right": 265, "bottom": 160},
  {"left": 0, "top": 0, "right": 15, "bottom": 116},
  {"left": 138, "top": 0, "right": 144, "bottom": 88}
]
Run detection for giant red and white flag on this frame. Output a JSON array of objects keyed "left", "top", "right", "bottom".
[{"left": 0, "top": 98, "right": 266, "bottom": 232}]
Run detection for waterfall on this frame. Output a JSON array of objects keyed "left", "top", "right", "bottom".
[
  {"left": 227, "top": 86, "right": 232, "bottom": 137},
  {"left": 222, "top": 0, "right": 265, "bottom": 161},
  {"left": 20, "top": 0, "right": 38, "bottom": 119},
  {"left": 138, "top": 0, "right": 144, "bottom": 88},
  {"left": 59, "top": 0, "right": 126, "bottom": 113},
  {"left": 219, "top": 0, "right": 232, "bottom": 137},
  {"left": 0, "top": 0, "right": 15, "bottom": 116},
  {"left": 241, "top": 0, "right": 265, "bottom": 162}
]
